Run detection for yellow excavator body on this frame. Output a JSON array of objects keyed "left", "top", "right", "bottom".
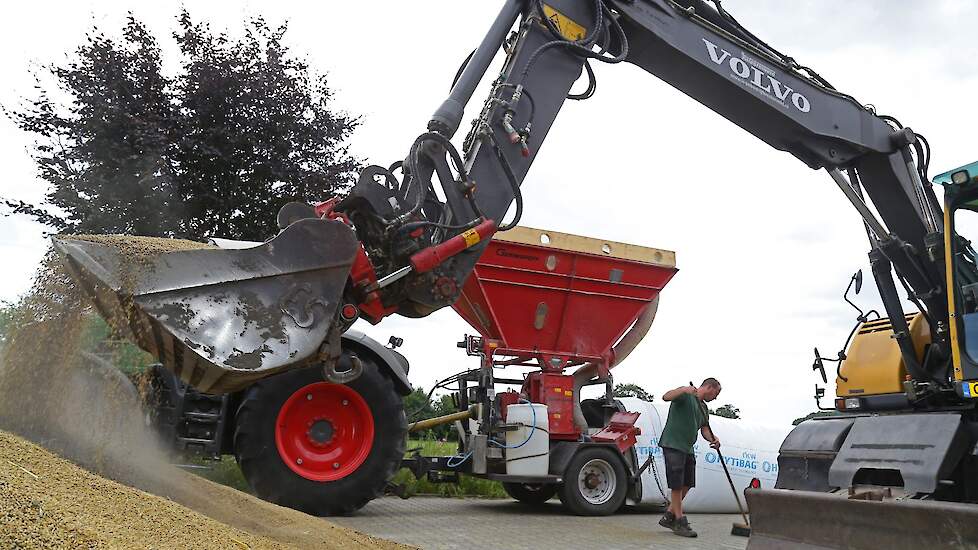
[{"left": 836, "top": 312, "right": 931, "bottom": 398}]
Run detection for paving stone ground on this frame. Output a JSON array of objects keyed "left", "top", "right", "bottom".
[{"left": 333, "top": 496, "right": 749, "bottom": 550}]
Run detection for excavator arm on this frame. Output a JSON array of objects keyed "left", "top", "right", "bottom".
[
  {"left": 342, "top": 0, "right": 952, "bottom": 386},
  {"left": 55, "top": 0, "right": 963, "bottom": 396}
]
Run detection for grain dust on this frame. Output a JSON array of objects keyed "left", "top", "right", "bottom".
[{"left": 0, "top": 235, "right": 410, "bottom": 549}]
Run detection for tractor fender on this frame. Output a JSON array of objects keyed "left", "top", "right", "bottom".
[{"left": 341, "top": 329, "right": 412, "bottom": 396}]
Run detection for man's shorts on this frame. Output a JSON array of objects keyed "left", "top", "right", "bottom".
[{"left": 662, "top": 447, "right": 695, "bottom": 489}]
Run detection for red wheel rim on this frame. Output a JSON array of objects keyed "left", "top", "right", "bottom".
[{"left": 275, "top": 382, "right": 375, "bottom": 481}]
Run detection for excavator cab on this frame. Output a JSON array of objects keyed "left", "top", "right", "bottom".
[
  {"left": 821, "top": 160, "right": 978, "bottom": 412},
  {"left": 938, "top": 160, "right": 978, "bottom": 393}
]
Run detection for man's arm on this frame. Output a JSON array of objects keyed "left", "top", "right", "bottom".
[
  {"left": 701, "top": 424, "right": 721, "bottom": 449},
  {"left": 662, "top": 385, "right": 697, "bottom": 402}
]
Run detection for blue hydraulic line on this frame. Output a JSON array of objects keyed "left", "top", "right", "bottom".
[
  {"left": 447, "top": 452, "right": 473, "bottom": 468},
  {"left": 489, "top": 399, "right": 539, "bottom": 449}
]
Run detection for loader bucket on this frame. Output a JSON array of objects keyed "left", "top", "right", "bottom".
[
  {"left": 745, "top": 488, "right": 978, "bottom": 550},
  {"left": 53, "top": 218, "right": 359, "bottom": 394}
]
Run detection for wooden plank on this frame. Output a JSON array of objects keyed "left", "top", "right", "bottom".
[{"left": 492, "top": 226, "right": 676, "bottom": 267}]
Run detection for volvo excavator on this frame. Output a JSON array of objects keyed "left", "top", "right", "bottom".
[{"left": 53, "top": 0, "right": 978, "bottom": 546}]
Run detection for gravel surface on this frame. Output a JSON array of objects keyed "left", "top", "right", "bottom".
[{"left": 334, "top": 496, "right": 749, "bottom": 550}]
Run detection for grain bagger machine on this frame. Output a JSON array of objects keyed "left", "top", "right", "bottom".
[{"left": 402, "top": 226, "right": 676, "bottom": 515}]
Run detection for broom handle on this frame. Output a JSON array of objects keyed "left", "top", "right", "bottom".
[
  {"left": 690, "top": 383, "right": 749, "bottom": 526},
  {"left": 716, "top": 448, "right": 750, "bottom": 526}
]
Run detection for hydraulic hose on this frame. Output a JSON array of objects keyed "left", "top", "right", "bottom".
[
  {"left": 519, "top": 0, "right": 629, "bottom": 84},
  {"left": 399, "top": 132, "right": 471, "bottom": 226}
]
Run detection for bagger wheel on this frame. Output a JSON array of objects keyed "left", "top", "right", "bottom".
[
  {"left": 558, "top": 446, "right": 628, "bottom": 516},
  {"left": 503, "top": 482, "right": 558, "bottom": 505},
  {"left": 233, "top": 356, "right": 406, "bottom": 516}
]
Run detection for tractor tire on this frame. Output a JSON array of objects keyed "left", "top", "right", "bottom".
[
  {"left": 558, "top": 446, "right": 628, "bottom": 516},
  {"left": 233, "top": 356, "right": 406, "bottom": 516},
  {"left": 503, "top": 482, "right": 558, "bottom": 505}
]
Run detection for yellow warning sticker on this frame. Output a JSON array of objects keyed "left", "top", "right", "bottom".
[
  {"left": 542, "top": 4, "right": 586, "bottom": 41},
  {"left": 461, "top": 228, "right": 481, "bottom": 247},
  {"left": 564, "top": 390, "right": 573, "bottom": 397},
  {"left": 554, "top": 387, "right": 562, "bottom": 393}
]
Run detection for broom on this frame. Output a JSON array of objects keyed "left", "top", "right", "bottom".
[
  {"left": 692, "top": 383, "right": 751, "bottom": 537},
  {"left": 716, "top": 447, "right": 752, "bottom": 537}
]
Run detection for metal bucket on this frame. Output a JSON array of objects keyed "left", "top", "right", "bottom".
[{"left": 54, "top": 218, "right": 358, "bottom": 393}]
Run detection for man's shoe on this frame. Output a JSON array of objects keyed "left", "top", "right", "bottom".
[
  {"left": 658, "top": 511, "right": 676, "bottom": 529},
  {"left": 672, "top": 516, "right": 698, "bottom": 538}
]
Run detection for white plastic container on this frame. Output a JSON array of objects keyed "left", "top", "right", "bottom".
[{"left": 505, "top": 403, "right": 550, "bottom": 476}]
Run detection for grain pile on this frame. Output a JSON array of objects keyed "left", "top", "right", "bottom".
[
  {"left": 0, "top": 429, "right": 409, "bottom": 549},
  {"left": 0, "top": 235, "right": 410, "bottom": 549}
]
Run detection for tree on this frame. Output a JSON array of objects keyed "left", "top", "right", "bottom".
[
  {"left": 404, "top": 387, "right": 437, "bottom": 420},
  {"left": 710, "top": 403, "right": 740, "bottom": 419},
  {"left": 613, "top": 383, "right": 653, "bottom": 402},
  {"left": 404, "top": 389, "right": 458, "bottom": 441},
  {"left": 5, "top": 11, "right": 360, "bottom": 241},
  {"left": 431, "top": 394, "right": 458, "bottom": 441}
]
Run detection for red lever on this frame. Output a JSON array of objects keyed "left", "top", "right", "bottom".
[{"left": 410, "top": 219, "right": 497, "bottom": 273}]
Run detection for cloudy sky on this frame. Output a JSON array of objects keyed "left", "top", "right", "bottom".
[{"left": 2, "top": 1, "right": 976, "bottom": 426}]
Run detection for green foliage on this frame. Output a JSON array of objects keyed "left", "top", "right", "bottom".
[
  {"left": 613, "top": 382, "right": 653, "bottom": 401},
  {"left": 404, "top": 387, "right": 437, "bottom": 419},
  {"left": 792, "top": 411, "right": 836, "bottom": 425},
  {"left": 710, "top": 403, "right": 741, "bottom": 419},
  {"left": 187, "top": 455, "right": 252, "bottom": 493},
  {"left": 0, "top": 299, "right": 152, "bottom": 375},
  {"left": 187, "top": 438, "right": 507, "bottom": 499},
  {"left": 406, "top": 388, "right": 460, "bottom": 441},
  {"left": 405, "top": 437, "right": 460, "bottom": 457},
  {"left": 6, "top": 11, "right": 360, "bottom": 241},
  {"left": 390, "top": 468, "right": 507, "bottom": 499},
  {"left": 79, "top": 315, "right": 155, "bottom": 375}
]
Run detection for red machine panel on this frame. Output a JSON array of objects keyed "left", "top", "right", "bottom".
[
  {"left": 592, "top": 411, "right": 642, "bottom": 453},
  {"left": 453, "top": 226, "right": 677, "bottom": 366},
  {"left": 523, "top": 372, "right": 577, "bottom": 440}
]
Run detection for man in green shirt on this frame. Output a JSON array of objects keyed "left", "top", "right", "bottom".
[{"left": 656, "top": 378, "right": 722, "bottom": 538}]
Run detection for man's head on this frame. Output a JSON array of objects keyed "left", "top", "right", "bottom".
[{"left": 697, "top": 378, "right": 721, "bottom": 402}]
